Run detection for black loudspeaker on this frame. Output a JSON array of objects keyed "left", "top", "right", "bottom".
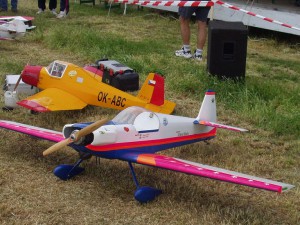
[{"left": 207, "top": 20, "right": 248, "bottom": 80}]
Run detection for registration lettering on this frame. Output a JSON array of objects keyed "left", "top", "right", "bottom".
[
  {"left": 98, "top": 91, "right": 126, "bottom": 107},
  {"left": 98, "top": 92, "right": 108, "bottom": 103},
  {"left": 111, "top": 95, "right": 126, "bottom": 107}
]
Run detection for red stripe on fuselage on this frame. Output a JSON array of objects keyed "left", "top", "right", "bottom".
[{"left": 87, "top": 128, "right": 216, "bottom": 152}]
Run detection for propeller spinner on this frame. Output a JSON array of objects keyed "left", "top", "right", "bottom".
[
  {"left": 43, "top": 118, "right": 108, "bottom": 156},
  {"left": 13, "top": 65, "right": 42, "bottom": 91}
]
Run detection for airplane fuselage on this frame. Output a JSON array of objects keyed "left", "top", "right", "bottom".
[
  {"left": 37, "top": 63, "right": 146, "bottom": 111},
  {"left": 65, "top": 111, "right": 217, "bottom": 159}
]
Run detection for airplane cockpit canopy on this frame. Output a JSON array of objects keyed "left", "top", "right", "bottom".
[
  {"left": 112, "top": 106, "right": 150, "bottom": 125},
  {"left": 46, "top": 61, "right": 67, "bottom": 78}
]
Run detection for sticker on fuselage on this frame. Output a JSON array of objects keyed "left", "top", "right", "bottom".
[
  {"left": 76, "top": 77, "right": 83, "bottom": 83},
  {"left": 135, "top": 133, "right": 150, "bottom": 139},
  {"left": 69, "top": 70, "right": 77, "bottom": 77},
  {"left": 163, "top": 118, "right": 168, "bottom": 126},
  {"left": 176, "top": 131, "right": 189, "bottom": 137}
]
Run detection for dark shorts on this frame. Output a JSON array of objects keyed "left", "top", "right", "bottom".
[{"left": 178, "top": 6, "right": 211, "bottom": 22}]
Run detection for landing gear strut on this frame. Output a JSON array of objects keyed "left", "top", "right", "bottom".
[
  {"left": 128, "top": 162, "right": 162, "bottom": 203},
  {"left": 53, "top": 152, "right": 92, "bottom": 180}
]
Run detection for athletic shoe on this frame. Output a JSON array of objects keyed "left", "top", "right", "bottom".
[
  {"left": 175, "top": 47, "right": 193, "bottom": 59},
  {"left": 57, "top": 11, "right": 67, "bottom": 19},
  {"left": 193, "top": 52, "right": 203, "bottom": 61},
  {"left": 51, "top": 9, "right": 57, "bottom": 15},
  {"left": 37, "top": 8, "right": 44, "bottom": 14}
]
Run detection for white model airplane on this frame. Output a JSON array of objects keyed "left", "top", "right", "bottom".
[
  {"left": 0, "top": 16, "right": 35, "bottom": 40},
  {"left": 0, "top": 90, "right": 294, "bottom": 203}
]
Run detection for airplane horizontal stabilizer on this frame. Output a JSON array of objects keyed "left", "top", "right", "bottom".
[
  {"left": 121, "top": 153, "right": 294, "bottom": 193},
  {"left": 0, "top": 120, "right": 64, "bottom": 142},
  {"left": 194, "top": 120, "right": 248, "bottom": 132}
]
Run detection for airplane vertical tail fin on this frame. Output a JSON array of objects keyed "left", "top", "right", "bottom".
[
  {"left": 137, "top": 73, "right": 175, "bottom": 114},
  {"left": 194, "top": 90, "right": 248, "bottom": 132},
  {"left": 195, "top": 90, "right": 217, "bottom": 122},
  {"left": 137, "top": 73, "right": 164, "bottom": 106}
]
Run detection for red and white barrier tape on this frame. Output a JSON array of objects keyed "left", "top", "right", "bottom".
[
  {"left": 111, "top": 0, "right": 300, "bottom": 33},
  {"left": 214, "top": 0, "right": 300, "bottom": 32},
  {"left": 113, "top": 0, "right": 213, "bottom": 7}
]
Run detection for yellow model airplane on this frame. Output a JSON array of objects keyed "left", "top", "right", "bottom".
[{"left": 15, "top": 60, "right": 176, "bottom": 114}]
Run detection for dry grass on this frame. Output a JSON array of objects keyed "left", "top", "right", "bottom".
[{"left": 0, "top": 1, "right": 299, "bottom": 224}]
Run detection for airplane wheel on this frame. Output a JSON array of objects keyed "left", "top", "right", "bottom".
[
  {"left": 2, "top": 106, "right": 14, "bottom": 111},
  {"left": 30, "top": 110, "right": 39, "bottom": 115}
]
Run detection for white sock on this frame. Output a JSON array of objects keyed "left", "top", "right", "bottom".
[
  {"left": 183, "top": 45, "right": 191, "bottom": 52},
  {"left": 196, "top": 49, "right": 203, "bottom": 55}
]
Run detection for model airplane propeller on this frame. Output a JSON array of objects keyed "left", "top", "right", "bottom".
[
  {"left": 0, "top": 90, "right": 294, "bottom": 203},
  {"left": 43, "top": 118, "right": 108, "bottom": 156},
  {"left": 15, "top": 60, "right": 175, "bottom": 114},
  {"left": 13, "top": 74, "right": 23, "bottom": 92}
]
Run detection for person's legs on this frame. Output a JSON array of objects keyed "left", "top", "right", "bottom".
[
  {"left": 175, "top": 7, "right": 195, "bottom": 58},
  {"left": 59, "top": 0, "right": 64, "bottom": 12},
  {"left": 57, "top": 0, "right": 68, "bottom": 18},
  {"left": 49, "top": 0, "right": 57, "bottom": 10},
  {"left": 180, "top": 16, "right": 191, "bottom": 46},
  {"left": 0, "top": 0, "right": 8, "bottom": 11},
  {"left": 59, "top": 0, "right": 69, "bottom": 14},
  {"left": 38, "top": 0, "right": 46, "bottom": 11},
  {"left": 194, "top": 6, "right": 210, "bottom": 60},
  {"left": 175, "top": 17, "right": 192, "bottom": 58},
  {"left": 197, "top": 20, "right": 207, "bottom": 50},
  {"left": 65, "top": 0, "right": 69, "bottom": 14},
  {"left": 49, "top": 0, "right": 57, "bottom": 15},
  {"left": 11, "top": 0, "right": 17, "bottom": 11}
]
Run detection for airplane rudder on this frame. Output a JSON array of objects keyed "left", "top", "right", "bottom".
[
  {"left": 137, "top": 73, "right": 165, "bottom": 106},
  {"left": 150, "top": 73, "right": 164, "bottom": 106},
  {"left": 196, "top": 89, "right": 217, "bottom": 122}
]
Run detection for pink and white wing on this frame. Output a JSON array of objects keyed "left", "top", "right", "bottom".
[
  {"left": 0, "top": 120, "right": 64, "bottom": 142},
  {"left": 135, "top": 154, "right": 294, "bottom": 193}
]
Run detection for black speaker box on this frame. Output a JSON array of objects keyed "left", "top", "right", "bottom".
[{"left": 207, "top": 20, "right": 248, "bottom": 80}]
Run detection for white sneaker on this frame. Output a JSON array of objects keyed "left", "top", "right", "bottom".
[
  {"left": 51, "top": 9, "right": 57, "bottom": 15},
  {"left": 56, "top": 11, "right": 67, "bottom": 19},
  {"left": 175, "top": 47, "right": 193, "bottom": 59},
  {"left": 193, "top": 51, "right": 203, "bottom": 61},
  {"left": 37, "top": 8, "right": 44, "bottom": 14}
]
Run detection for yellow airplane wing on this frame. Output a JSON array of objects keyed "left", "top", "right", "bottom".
[{"left": 17, "top": 88, "right": 87, "bottom": 112}]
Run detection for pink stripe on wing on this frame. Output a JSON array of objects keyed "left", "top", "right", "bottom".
[
  {"left": 151, "top": 155, "right": 283, "bottom": 192},
  {"left": 0, "top": 120, "right": 64, "bottom": 142}
]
